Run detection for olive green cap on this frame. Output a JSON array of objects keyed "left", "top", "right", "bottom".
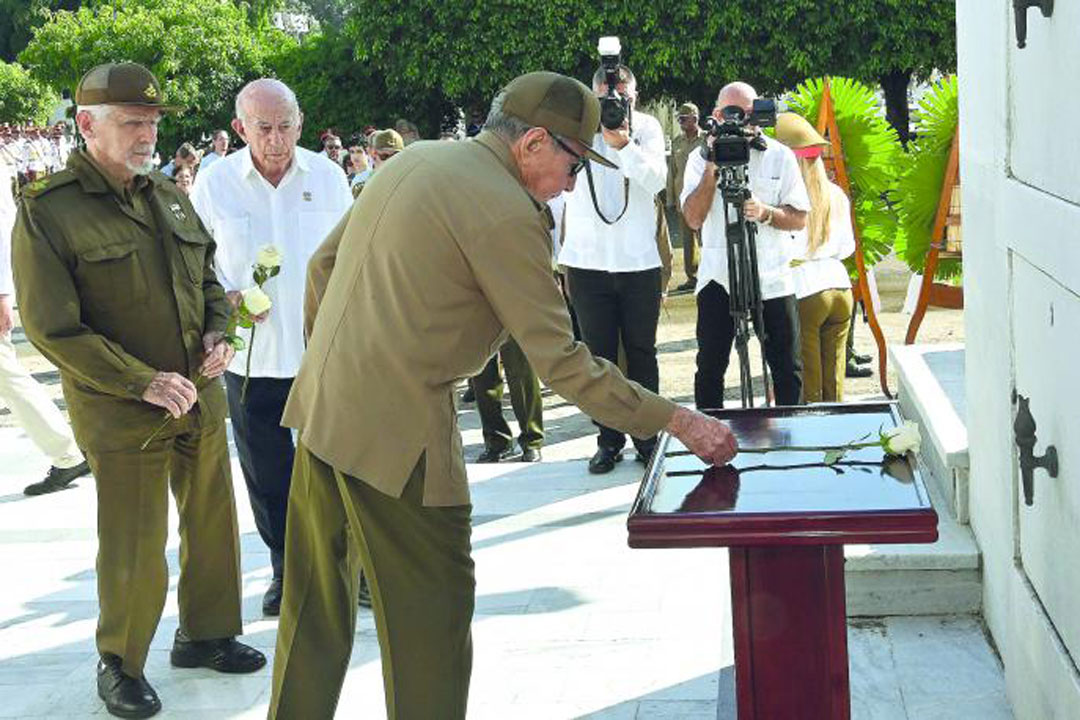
[
  {"left": 372, "top": 129, "right": 405, "bottom": 153},
  {"left": 677, "top": 102, "right": 699, "bottom": 118},
  {"left": 499, "top": 71, "right": 618, "bottom": 170},
  {"left": 75, "top": 62, "right": 180, "bottom": 111},
  {"left": 775, "top": 112, "right": 828, "bottom": 149}
]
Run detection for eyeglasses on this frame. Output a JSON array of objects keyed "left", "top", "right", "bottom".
[{"left": 550, "top": 134, "right": 587, "bottom": 177}]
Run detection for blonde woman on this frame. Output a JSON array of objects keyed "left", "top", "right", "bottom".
[{"left": 775, "top": 113, "right": 855, "bottom": 402}]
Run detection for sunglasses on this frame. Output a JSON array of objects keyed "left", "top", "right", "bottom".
[{"left": 551, "top": 134, "right": 587, "bottom": 176}]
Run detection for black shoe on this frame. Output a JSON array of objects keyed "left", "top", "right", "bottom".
[
  {"left": 461, "top": 386, "right": 476, "bottom": 403},
  {"left": 358, "top": 572, "right": 372, "bottom": 609},
  {"left": 97, "top": 654, "right": 161, "bottom": 719},
  {"left": 675, "top": 279, "right": 696, "bottom": 293},
  {"left": 846, "top": 361, "right": 873, "bottom": 378},
  {"left": 634, "top": 449, "right": 655, "bottom": 465},
  {"left": 262, "top": 577, "right": 283, "bottom": 617},
  {"left": 477, "top": 445, "right": 514, "bottom": 463},
  {"left": 24, "top": 460, "right": 91, "bottom": 496},
  {"left": 170, "top": 630, "right": 266, "bottom": 674},
  {"left": 588, "top": 447, "right": 622, "bottom": 474},
  {"left": 853, "top": 351, "right": 873, "bottom": 365},
  {"left": 520, "top": 447, "right": 542, "bottom": 463}
]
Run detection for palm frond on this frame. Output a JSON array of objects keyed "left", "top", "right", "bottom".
[{"left": 894, "top": 76, "right": 961, "bottom": 280}]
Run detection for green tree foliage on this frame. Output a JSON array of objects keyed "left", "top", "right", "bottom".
[
  {"left": 338, "top": 0, "right": 954, "bottom": 138},
  {"left": 787, "top": 77, "right": 905, "bottom": 271},
  {"left": 270, "top": 29, "right": 390, "bottom": 147},
  {"left": 0, "top": 0, "right": 80, "bottom": 63},
  {"left": 893, "top": 75, "right": 960, "bottom": 280},
  {"left": 0, "top": 59, "right": 58, "bottom": 124},
  {"left": 19, "top": 0, "right": 290, "bottom": 153}
]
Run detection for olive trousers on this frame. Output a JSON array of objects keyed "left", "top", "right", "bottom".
[
  {"left": 472, "top": 337, "right": 544, "bottom": 453},
  {"left": 797, "top": 288, "right": 854, "bottom": 403},
  {"left": 269, "top": 444, "right": 475, "bottom": 720},
  {"left": 86, "top": 418, "right": 243, "bottom": 678}
]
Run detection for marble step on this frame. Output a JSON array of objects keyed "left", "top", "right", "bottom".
[{"left": 845, "top": 476, "right": 981, "bottom": 616}]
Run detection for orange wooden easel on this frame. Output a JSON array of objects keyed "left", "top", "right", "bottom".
[
  {"left": 904, "top": 125, "right": 963, "bottom": 344},
  {"left": 814, "top": 78, "right": 893, "bottom": 398}
]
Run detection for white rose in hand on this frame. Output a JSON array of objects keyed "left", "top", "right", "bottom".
[
  {"left": 242, "top": 286, "right": 273, "bottom": 316},
  {"left": 256, "top": 244, "right": 283, "bottom": 270},
  {"left": 882, "top": 421, "right": 921, "bottom": 456}
]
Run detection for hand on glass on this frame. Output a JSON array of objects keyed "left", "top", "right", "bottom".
[{"left": 666, "top": 406, "right": 739, "bottom": 467}]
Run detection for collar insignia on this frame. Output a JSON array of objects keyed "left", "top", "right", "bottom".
[{"left": 169, "top": 202, "right": 187, "bottom": 222}]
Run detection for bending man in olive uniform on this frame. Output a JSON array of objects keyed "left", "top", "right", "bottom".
[
  {"left": 268, "top": 71, "right": 738, "bottom": 720},
  {"left": 12, "top": 63, "right": 264, "bottom": 720}
]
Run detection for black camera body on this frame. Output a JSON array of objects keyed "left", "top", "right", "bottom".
[
  {"left": 598, "top": 36, "right": 632, "bottom": 131},
  {"left": 701, "top": 98, "right": 777, "bottom": 167}
]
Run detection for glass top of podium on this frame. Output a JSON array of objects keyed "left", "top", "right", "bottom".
[{"left": 628, "top": 403, "right": 938, "bottom": 548}]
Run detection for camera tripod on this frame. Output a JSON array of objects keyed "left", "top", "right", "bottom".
[{"left": 719, "top": 174, "right": 772, "bottom": 408}]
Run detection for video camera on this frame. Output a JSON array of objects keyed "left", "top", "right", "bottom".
[
  {"left": 700, "top": 99, "right": 777, "bottom": 167},
  {"left": 597, "top": 36, "right": 631, "bottom": 131}
]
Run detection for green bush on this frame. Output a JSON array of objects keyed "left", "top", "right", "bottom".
[{"left": 0, "top": 59, "right": 57, "bottom": 125}]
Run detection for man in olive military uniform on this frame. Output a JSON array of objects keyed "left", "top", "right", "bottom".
[
  {"left": 11, "top": 63, "right": 264, "bottom": 719},
  {"left": 667, "top": 102, "right": 705, "bottom": 292},
  {"left": 267, "top": 71, "right": 738, "bottom": 720}
]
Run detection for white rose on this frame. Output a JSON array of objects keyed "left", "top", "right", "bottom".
[
  {"left": 242, "top": 286, "right": 273, "bottom": 316},
  {"left": 256, "top": 244, "right": 283, "bottom": 270},
  {"left": 882, "top": 420, "right": 921, "bottom": 456}
]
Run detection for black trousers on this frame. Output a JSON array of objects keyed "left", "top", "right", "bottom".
[
  {"left": 225, "top": 372, "right": 295, "bottom": 579},
  {"left": 566, "top": 266, "right": 662, "bottom": 454},
  {"left": 694, "top": 281, "right": 803, "bottom": 409}
]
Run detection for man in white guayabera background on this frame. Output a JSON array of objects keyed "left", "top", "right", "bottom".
[{"left": 190, "top": 78, "right": 351, "bottom": 617}]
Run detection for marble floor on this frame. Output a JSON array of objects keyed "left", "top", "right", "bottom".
[{"left": 0, "top": 405, "right": 1014, "bottom": 719}]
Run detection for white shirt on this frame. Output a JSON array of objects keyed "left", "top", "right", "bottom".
[
  {"left": 681, "top": 134, "right": 810, "bottom": 299},
  {"left": 200, "top": 151, "right": 226, "bottom": 171},
  {"left": 548, "top": 194, "right": 565, "bottom": 261},
  {"left": 791, "top": 182, "right": 855, "bottom": 299},
  {"left": 0, "top": 158, "right": 15, "bottom": 296},
  {"left": 558, "top": 110, "right": 667, "bottom": 272},
  {"left": 191, "top": 146, "right": 352, "bottom": 378}
]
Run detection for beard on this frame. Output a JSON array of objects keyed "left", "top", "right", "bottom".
[{"left": 127, "top": 144, "right": 156, "bottom": 175}]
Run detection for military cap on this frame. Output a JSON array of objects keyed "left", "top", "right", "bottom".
[
  {"left": 499, "top": 71, "right": 618, "bottom": 169},
  {"left": 372, "top": 129, "right": 405, "bottom": 153},
  {"left": 677, "top": 102, "right": 699, "bottom": 118},
  {"left": 75, "top": 62, "right": 180, "bottom": 111},
  {"left": 775, "top": 112, "right": 829, "bottom": 150}
]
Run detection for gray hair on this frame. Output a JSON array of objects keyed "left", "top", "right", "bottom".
[
  {"left": 76, "top": 104, "right": 114, "bottom": 122},
  {"left": 235, "top": 78, "right": 300, "bottom": 124},
  {"left": 483, "top": 91, "right": 534, "bottom": 142}
]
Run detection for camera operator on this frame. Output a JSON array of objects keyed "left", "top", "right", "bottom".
[
  {"left": 681, "top": 81, "right": 809, "bottom": 409},
  {"left": 559, "top": 59, "right": 668, "bottom": 474}
]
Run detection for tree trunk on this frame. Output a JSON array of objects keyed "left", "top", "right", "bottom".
[{"left": 880, "top": 69, "right": 913, "bottom": 146}]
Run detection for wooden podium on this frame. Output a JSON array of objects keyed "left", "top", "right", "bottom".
[{"left": 628, "top": 403, "right": 938, "bottom": 719}]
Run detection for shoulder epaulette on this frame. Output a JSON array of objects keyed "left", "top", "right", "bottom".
[{"left": 21, "top": 169, "right": 77, "bottom": 199}]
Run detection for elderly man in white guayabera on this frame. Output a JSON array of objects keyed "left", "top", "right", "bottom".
[{"left": 190, "top": 78, "right": 352, "bottom": 617}]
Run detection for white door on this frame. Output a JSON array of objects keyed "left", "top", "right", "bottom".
[{"left": 959, "top": 1, "right": 1080, "bottom": 718}]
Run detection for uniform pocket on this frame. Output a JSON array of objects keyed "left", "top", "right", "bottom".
[
  {"left": 174, "top": 228, "right": 209, "bottom": 284},
  {"left": 76, "top": 241, "right": 149, "bottom": 303},
  {"left": 753, "top": 177, "right": 781, "bottom": 206}
]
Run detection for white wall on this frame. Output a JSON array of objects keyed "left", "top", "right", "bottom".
[{"left": 959, "top": 2, "right": 1080, "bottom": 717}]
